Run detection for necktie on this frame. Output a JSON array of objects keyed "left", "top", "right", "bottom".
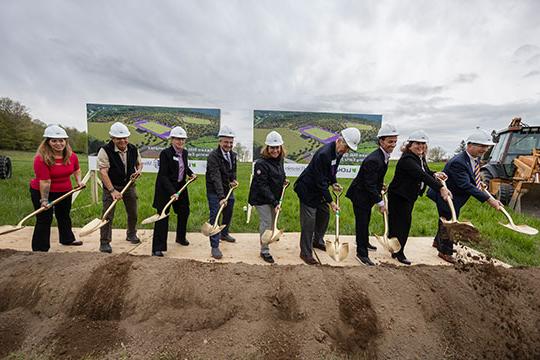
[
  {"left": 177, "top": 152, "right": 184, "bottom": 181},
  {"left": 225, "top": 152, "right": 232, "bottom": 169},
  {"left": 473, "top": 159, "right": 482, "bottom": 189}
]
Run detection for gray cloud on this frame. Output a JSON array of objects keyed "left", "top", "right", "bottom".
[{"left": 454, "top": 73, "right": 478, "bottom": 83}]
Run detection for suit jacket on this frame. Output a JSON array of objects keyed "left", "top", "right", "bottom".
[
  {"left": 427, "top": 150, "right": 489, "bottom": 212},
  {"left": 294, "top": 142, "right": 340, "bottom": 207},
  {"left": 153, "top": 146, "right": 193, "bottom": 209},
  {"left": 205, "top": 146, "right": 237, "bottom": 200},
  {"left": 346, "top": 148, "right": 387, "bottom": 207},
  {"left": 389, "top": 152, "right": 442, "bottom": 203}
]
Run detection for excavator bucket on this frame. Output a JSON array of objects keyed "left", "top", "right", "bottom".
[{"left": 512, "top": 183, "right": 540, "bottom": 217}]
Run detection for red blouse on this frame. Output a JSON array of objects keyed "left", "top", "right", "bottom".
[{"left": 30, "top": 153, "right": 80, "bottom": 192}]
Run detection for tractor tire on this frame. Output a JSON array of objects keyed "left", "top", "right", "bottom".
[
  {"left": 0, "top": 156, "right": 12, "bottom": 179},
  {"left": 479, "top": 169, "right": 493, "bottom": 191},
  {"left": 496, "top": 183, "right": 514, "bottom": 205}
]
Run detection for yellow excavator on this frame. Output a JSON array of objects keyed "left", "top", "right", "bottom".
[{"left": 480, "top": 117, "right": 540, "bottom": 217}]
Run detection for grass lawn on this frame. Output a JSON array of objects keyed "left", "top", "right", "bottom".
[
  {"left": 88, "top": 121, "right": 161, "bottom": 145},
  {"left": 1, "top": 150, "right": 539, "bottom": 266},
  {"left": 183, "top": 116, "right": 211, "bottom": 125},
  {"left": 254, "top": 127, "right": 310, "bottom": 155},
  {"left": 138, "top": 121, "right": 171, "bottom": 134},
  {"left": 303, "top": 127, "right": 337, "bottom": 139},
  {"left": 345, "top": 122, "right": 375, "bottom": 130}
]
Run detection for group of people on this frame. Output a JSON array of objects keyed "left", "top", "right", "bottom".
[{"left": 29, "top": 121, "right": 501, "bottom": 265}]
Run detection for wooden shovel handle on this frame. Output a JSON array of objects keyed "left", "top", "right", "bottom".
[
  {"left": 271, "top": 181, "right": 290, "bottom": 234},
  {"left": 332, "top": 189, "right": 342, "bottom": 242},
  {"left": 479, "top": 183, "right": 515, "bottom": 226},
  {"left": 160, "top": 176, "right": 198, "bottom": 217},
  {"left": 18, "top": 185, "right": 86, "bottom": 226},
  {"left": 212, "top": 182, "right": 239, "bottom": 227},
  {"left": 440, "top": 180, "right": 458, "bottom": 222},
  {"left": 102, "top": 177, "right": 137, "bottom": 220}
]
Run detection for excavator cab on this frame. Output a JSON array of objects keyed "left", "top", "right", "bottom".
[{"left": 481, "top": 118, "right": 540, "bottom": 216}]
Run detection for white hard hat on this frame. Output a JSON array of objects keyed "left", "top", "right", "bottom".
[
  {"left": 43, "top": 124, "right": 68, "bottom": 139},
  {"left": 341, "top": 127, "right": 361, "bottom": 151},
  {"left": 466, "top": 127, "right": 495, "bottom": 146},
  {"left": 169, "top": 126, "right": 187, "bottom": 139},
  {"left": 377, "top": 123, "right": 399, "bottom": 138},
  {"left": 408, "top": 130, "right": 430, "bottom": 143},
  {"left": 218, "top": 125, "right": 235, "bottom": 137},
  {"left": 265, "top": 131, "right": 283, "bottom": 146},
  {"left": 109, "top": 122, "right": 131, "bottom": 138}
]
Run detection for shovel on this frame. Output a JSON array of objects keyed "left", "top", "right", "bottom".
[
  {"left": 246, "top": 173, "right": 253, "bottom": 224},
  {"left": 201, "top": 182, "right": 239, "bottom": 236},
  {"left": 141, "top": 176, "right": 197, "bottom": 225},
  {"left": 325, "top": 189, "right": 349, "bottom": 262},
  {"left": 79, "top": 173, "right": 141, "bottom": 237},
  {"left": 374, "top": 191, "right": 401, "bottom": 253},
  {"left": 480, "top": 184, "right": 538, "bottom": 235},
  {"left": 261, "top": 180, "right": 290, "bottom": 245},
  {"left": 0, "top": 185, "right": 86, "bottom": 236},
  {"left": 439, "top": 179, "right": 476, "bottom": 230}
]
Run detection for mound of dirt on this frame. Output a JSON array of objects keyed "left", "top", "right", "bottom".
[{"left": 0, "top": 249, "right": 539, "bottom": 359}]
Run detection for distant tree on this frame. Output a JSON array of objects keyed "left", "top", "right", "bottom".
[
  {"left": 234, "top": 142, "right": 250, "bottom": 162},
  {"left": 428, "top": 146, "right": 447, "bottom": 162},
  {"left": 455, "top": 140, "right": 466, "bottom": 154}
]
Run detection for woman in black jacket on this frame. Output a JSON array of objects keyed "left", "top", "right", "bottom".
[
  {"left": 387, "top": 130, "right": 451, "bottom": 265},
  {"left": 151, "top": 126, "right": 195, "bottom": 257},
  {"left": 248, "top": 131, "right": 287, "bottom": 263}
]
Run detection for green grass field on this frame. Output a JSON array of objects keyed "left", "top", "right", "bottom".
[
  {"left": 345, "top": 122, "right": 374, "bottom": 130},
  {"left": 88, "top": 121, "right": 160, "bottom": 145},
  {"left": 303, "top": 127, "right": 336, "bottom": 139},
  {"left": 138, "top": 121, "right": 171, "bottom": 134},
  {"left": 254, "top": 127, "right": 311, "bottom": 155},
  {"left": 183, "top": 116, "right": 211, "bottom": 125},
  {"left": 1, "top": 150, "right": 539, "bottom": 266}
]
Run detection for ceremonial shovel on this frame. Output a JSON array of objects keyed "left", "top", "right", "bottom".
[
  {"left": 261, "top": 180, "right": 290, "bottom": 245},
  {"left": 480, "top": 184, "right": 538, "bottom": 235},
  {"left": 374, "top": 191, "right": 401, "bottom": 253},
  {"left": 0, "top": 185, "right": 86, "bottom": 236},
  {"left": 439, "top": 179, "right": 476, "bottom": 231},
  {"left": 201, "top": 182, "right": 239, "bottom": 236},
  {"left": 79, "top": 173, "right": 140, "bottom": 237},
  {"left": 141, "top": 176, "right": 197, "bottom": 225},
  {"left": 325, "top": 189, "right": 349, "bottom": 262}
]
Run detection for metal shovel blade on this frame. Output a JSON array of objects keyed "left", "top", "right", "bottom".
[
  {"left": 79, "top": 218, "right": 109, "bottom": 237},
  {"left": 141, "top": 212, "right": 169, "bottom": 225},
  {"left": 201, "top": 222, "right": 226, "bottom": 236},
  {"left": 440, "top": 217, "right": 475, "bottom": 229},
  {"left": 325, "top": 239, "right": 337, "bottom": 260},
  {"left": 0, "top": 225, "right": 24, "bottom": 236},
  {"left": 337, "top": 242, "right": 349, "bottom": 262},
  {"left": 325, "top": 239, "right": 349, "bottom": 262},
  {"left": 261, "top": 229, "right": 273, "bottom": 245},
  {"left": 387, "top": 236, "right": 401, "bottom": 253},
  {"left": 270, "top": 229, "right": 284, "bottom": 243},
  {"left": 500, "top": 222, "right": 539, "bottom": 235}
]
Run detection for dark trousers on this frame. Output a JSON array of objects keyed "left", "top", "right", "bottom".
[
  {"left": 30, "top": 187, "right": 76, "bottom": 252},
  {"left": 299, "top": 201, "right": 330, "bottom": 258},
  {"left": 388, "top": 192, "right": 415, "bottom": 257},
  {"left": 100, "top": 185, "right": 138, "bottom": 244},
  {"left": 353, "top": 203, "right": 372, "bottom": 258},
  {"left": 434, "top": 197, "right": 456, "bottom": 255},
  {"left": 207, "top": 192, "right": 235, "bottom": 248},
  {"left": 152, "top": 186, "right": 190, "bottom": 252}
]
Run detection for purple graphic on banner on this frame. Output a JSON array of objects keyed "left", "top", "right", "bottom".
[
  {"left": 134, "top": 119, "right": 172, "bottom": 140},
  {"left": 298, "top": 125, "right": 339, "bottom": 144}
]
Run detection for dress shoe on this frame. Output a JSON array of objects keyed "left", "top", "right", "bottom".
[
  {"left": 260, "top": 253, "right": 275, "bottom": 264},
  {"left": 211, "top": 247, "right": 223, "bottom": 259},
  {"left": 176, "top": 239, "right": 190, "bottom": 246},
  {"left": 313, "top": 242, "right": 326, "bottom": 251},
  {"left": 64, "top": 240, "right": 83, "bottom": 246},
  {"left": 356, "top": 255, "right": 375, "bottom": 266},
  {"left": 367, "top": 243, "right": 377, "bottom": 251},
  {"left": 152, "top": 251, "right": 164, "bottom": 257},
  {"left": 300, "top": 255, "right": 318, "bottom": 265},
  {"left": 126, "top": 236, "right": 141, "bottom": 244},
  {"left": 394, "top": 253, "right": 411, "bottom": 265},
  {"left": 220, "top": 234, "right": 236, "bottom": 243},
  {"left": 99, "top": 243, "right": 112, "bottom": 253},
  {"left": 438, "top": 252, "right": 456, "bottom": 264},
  {"left": 432, "top": 240, "right": 439, "bottom": 248}
]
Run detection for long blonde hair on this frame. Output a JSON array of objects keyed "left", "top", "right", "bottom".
[{"left": 36, "top": 138, "right": 73, "bottom": 166}]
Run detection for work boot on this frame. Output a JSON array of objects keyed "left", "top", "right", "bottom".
[
  {"left": 100, "top": 243, "right": 112, "bottom": 253},
  {"left": 211, "top": 247, "right": 223, "bottom": 259},
  {"left": 220, "top": 234, "right": 236, "bottom": 243},
  {"left": 126, "top": 236, "right": 141, "bottom": 244}
]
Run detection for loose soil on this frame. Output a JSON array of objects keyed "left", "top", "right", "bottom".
[{"left": 0, "top": 249, "right": 539, "bottom": 359}]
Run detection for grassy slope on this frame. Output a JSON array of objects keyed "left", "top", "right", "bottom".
[{"left": 0, "top": 150, "right": 539, "bottom": 266}]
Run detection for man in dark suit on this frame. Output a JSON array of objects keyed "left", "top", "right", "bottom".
[
  {"left": 205, "top": 125, "right": 238, "bottom": 260},
  {"left": 151, "top": 126, "right": 195, "bottom": 257},
  {"left": 294, "top": 127, "right": 361, "bottom": 265},
  {"left": 428, "top": 128, "right": 502, "bottom": 263},
  {"left": 346, "top": 123, "right": 399, "bottom": 266}
]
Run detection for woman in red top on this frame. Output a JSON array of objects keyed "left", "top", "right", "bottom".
[{"left": 30, "top": 125, "right": 84, "bottom": 251}]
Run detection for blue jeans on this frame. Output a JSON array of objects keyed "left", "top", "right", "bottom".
[{"left": 207, "top": 192, "right": 235, "bottom": 248}]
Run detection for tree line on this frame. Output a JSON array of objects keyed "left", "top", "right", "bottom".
[{"left": 0, "top": 97, "right": 87, "bottom": 153}]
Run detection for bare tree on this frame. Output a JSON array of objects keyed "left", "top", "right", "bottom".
[
  {"left": 454, "top": 140, "right": 466, "bottom": 154},
  {"left": 428, "top": 146, "right": 447, "bottom": 162}
]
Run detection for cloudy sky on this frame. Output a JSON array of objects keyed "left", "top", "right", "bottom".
[{"left": 2, "top": 0, "right": 540, "bottom": 156}]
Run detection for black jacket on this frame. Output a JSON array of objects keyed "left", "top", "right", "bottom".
[
  {"left": 152, "top": 146, "right": 193, "bottom": 209},
  {"left": 346, "top": 148, "right": 387, "bottom": 207},
  {"left": 388, "top": 152, "right": 442, "bottom": 202},
  {"left": 248, "top": 157, "right": 286, "bottom": 207},
  {"left": 205, "top": 146, "right": 237, "bottom": 200},
  {"left": 102, "top": 141, "right": 138, "bottom": 187},
  {"left": 294, "top": 142, "right": 341, "bottom": 207}
]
